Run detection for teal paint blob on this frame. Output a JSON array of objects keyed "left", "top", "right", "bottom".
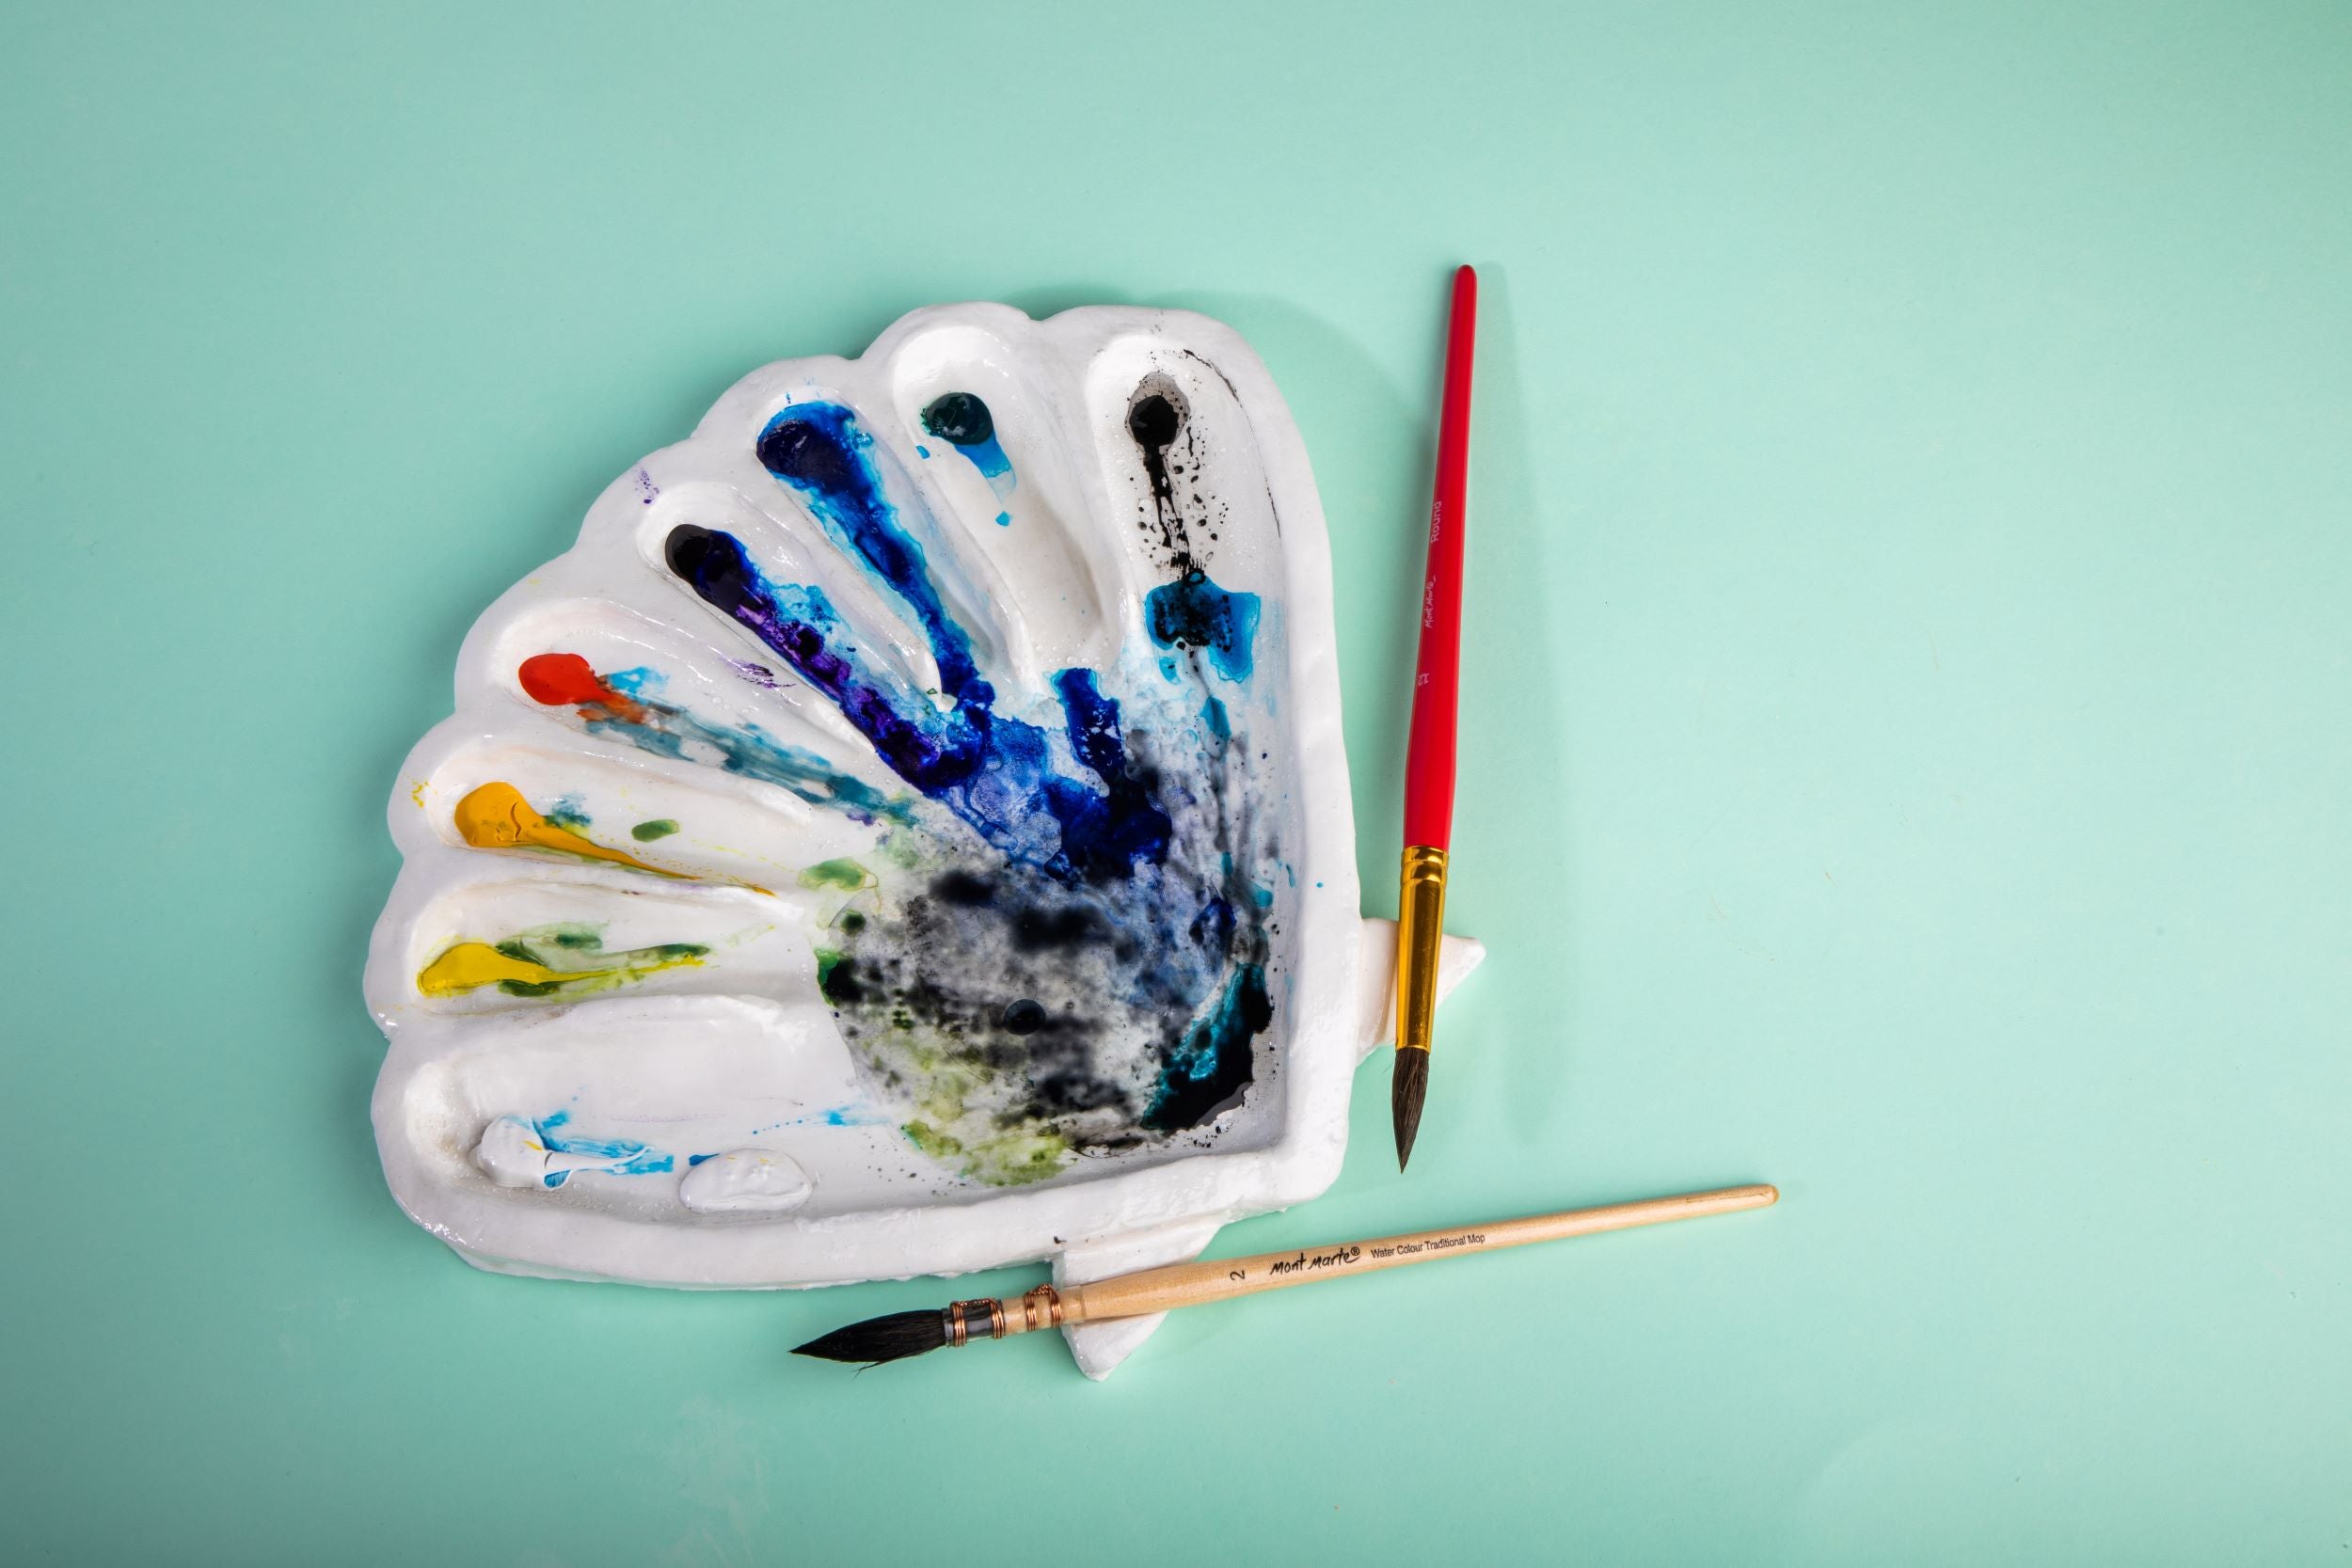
[
  {"left": 1145, "top": 569, "right": 1261, "bottom": 683},
  {"left": 1200, "top": 694, "right": 1231, "bottom": 740},
  {"left": 921, "top": 391, "right": 1017, "bottom": 501}
]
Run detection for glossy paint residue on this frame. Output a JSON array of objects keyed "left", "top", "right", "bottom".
[
  {"left": 1146, "top": 569, "right": 1262, "bottom": 683},
  {"left": 920, "top": 391, "right": 1016, "bottom": 515},
  {"left": 650, "top": 396, "right": 1282, "bottom": 1183},
  {"left": 474, "top": 1111, "right": 677, "bottom": 1190},
  {"left": 516, "top": 651, "right": 911, "bottom": 825},
  {"left": 453, "top": 782, "right": 679, "bottom": 876},
  {"left": 417, "top": 923, "right": 708, "bottom": 998}
]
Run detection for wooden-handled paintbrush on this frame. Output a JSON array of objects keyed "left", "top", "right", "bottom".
[
  {"left": 793, "top": 1182, "right": 1775, "bottom": 1366},
  {"left": 1393, "top": 263, "right": 1479, "bottom": 1170}
]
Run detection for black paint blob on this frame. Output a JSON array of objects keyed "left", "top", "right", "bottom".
[
  {"left": 1127, "top": 386, "right": 1193, "bottom": 566},
  {"left": 1127, "top": 391, "right": 1180, "bottom": 451},
  {"left": 756, "top": 415, "right": 864, "bottom": 495},
  {"left": 921, "top": 392, "right": 993, "bottom": 446},
  {"left": 664, "top": 524, "right": 751, "bottom": 610},
  {"left": 932, "top": 870, "right": 996, "bottom": 907},
  {"left": 819, "top": 956, "right": 866, "bottom": 1005}
]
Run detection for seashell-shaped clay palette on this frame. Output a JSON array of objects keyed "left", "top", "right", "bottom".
[{"left": 369, "top": 303, "right": 1470, "bottom": 1375}]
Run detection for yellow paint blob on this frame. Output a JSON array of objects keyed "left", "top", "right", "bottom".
[{"left": 452, "top": 783, "right": 678, "bottom": 877}]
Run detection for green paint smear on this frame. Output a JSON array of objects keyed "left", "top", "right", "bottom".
[
  {"left": 803, "top": 849, "right": 1080, "bottom": 1189},
  {"left": 485, "top": 924, "right": 708, "bottom": 997},
  {"left": 630, "top": 818, "right": 680, "bottom": 841},
  {"left": 798, "top": 857, "right": 872, "bottom": 892},
  {"left": 901, "top": 1120, "right": 1064, "bottom": 1185},
  {"left": 902, "top": 1120, "right": 961, "bottom": 1161},
  {"left": 964, "top": 1131, "right": 1072, "bottom": 1186},
  {"left": 895, "top": 1072, "right": 1073, "bottom": 1187}
]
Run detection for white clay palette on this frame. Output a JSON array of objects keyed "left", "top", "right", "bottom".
[{"left": 368, "top": 304, "right": 1416, "bottom": 1371}]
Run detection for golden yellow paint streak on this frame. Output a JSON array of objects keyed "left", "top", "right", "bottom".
[
  {"left": 417, "top": 942, "right": 580, "bottom": 996},
  {"left": 414, "top": 941, "right": 705, "bottom": 997},
  {"left": 452, "top": 782, "right": 680, "bottom": 877}
]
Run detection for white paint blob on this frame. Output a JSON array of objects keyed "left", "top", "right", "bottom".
[{"left": 678, "top": 1148, "right": 815, "bottom": 1214}]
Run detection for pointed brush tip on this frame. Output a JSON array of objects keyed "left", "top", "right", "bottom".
[
  {"left": 1391, "top": 1049, "right": 1428, "bottom": 1172},
  {"left": 792, "top": 1307, "right": 949, "bottom": 1367}
]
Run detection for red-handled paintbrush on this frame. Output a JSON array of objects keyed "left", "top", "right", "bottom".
[{"left": 1393, "top": 264, "right": 1477, "bottom": 1171}]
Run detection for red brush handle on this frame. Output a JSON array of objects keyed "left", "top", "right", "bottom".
[{"left": 1404, "top": 264, "right": 1477, "bottom": 850}]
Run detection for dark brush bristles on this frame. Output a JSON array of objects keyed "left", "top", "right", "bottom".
[
  {"left": 792, "top": 1307, "right": 950, "bottom": 1366},
  {"left": 1391, "top": 1048, "right": 1430, "bottom": 1171}
]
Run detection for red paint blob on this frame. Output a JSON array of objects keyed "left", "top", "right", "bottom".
[{"left": 518, "top": 652, "right": 617, "bottom": 708}]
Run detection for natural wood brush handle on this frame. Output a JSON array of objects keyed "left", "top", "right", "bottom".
[{"left": 1026, "top": 1183, "right": 1776, "bottom": 1331}]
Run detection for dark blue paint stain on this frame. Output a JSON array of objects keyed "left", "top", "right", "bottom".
[
  {"left": 657, "top": 399, "right": 1285, "bottom": 1143},
  {"left": 669, "top": 404, "right": 1172, "bottom": 887},
  {"left": 1045, "top": 667, "right": 1172, "bottom": 880},
  {"left": 1187, "top": 895, "right": 1234, "bottom": 953},
  {"left": 1145, "top": 569, "right": 1261, "bottom": 683},
  {"left": 1146, "top": 962, "right": 1271, "bottom": 1130},
  {"left": 755, "top": 404, "right": 987, "bottom": 701}
]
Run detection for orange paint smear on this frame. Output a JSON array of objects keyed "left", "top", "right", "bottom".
[{"left": 453, "top": 782, "right": 681, "bottom": 877}]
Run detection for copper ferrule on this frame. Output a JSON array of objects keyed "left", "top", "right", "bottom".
[
  {"left": 946, "top": 1298, "right": 1005, "bottom": 1347},
  {"left": 1394, "top": 845, "right": 1449, "bottom": 1056},
  {"left": 1010, "top": 1285, "right": 1065, "bottom": 1335}
]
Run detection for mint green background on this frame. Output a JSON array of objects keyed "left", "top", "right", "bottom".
[{"left": 6, "top": 3, "right": 2349, "bottom": 1562}]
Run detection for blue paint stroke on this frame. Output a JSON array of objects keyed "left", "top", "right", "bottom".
[
  {"left": 753, "top": 1104, "right": 892, "bottom": 1132},
  {"left": 666, "top": 403, "right": 1176, "bottom": 885},
  {"left": 571, "top": 665, "right": 912, "bottom": 826},
  {"left": 653, "top": 398, "right": 1286, "bottom": 1139},
  {"left": 529, "top": 1110, "right": 675, "bottom": 1187}
]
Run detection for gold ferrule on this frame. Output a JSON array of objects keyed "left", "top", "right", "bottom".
[{"left": 1395, "top": 845, "right": 1449, "bottom": 1056}]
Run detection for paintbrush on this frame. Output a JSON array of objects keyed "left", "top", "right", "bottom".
[
  {"left": 1393, "top": 263, "right": 1479, "bottom": 1170},
  {"left": 793, "top": 1182, "right": 1774, "bottom": 1366}
]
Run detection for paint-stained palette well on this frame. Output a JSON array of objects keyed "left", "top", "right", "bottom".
[{"left": 366, "top": 304, "right": 1359, "bottom": 1339}]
